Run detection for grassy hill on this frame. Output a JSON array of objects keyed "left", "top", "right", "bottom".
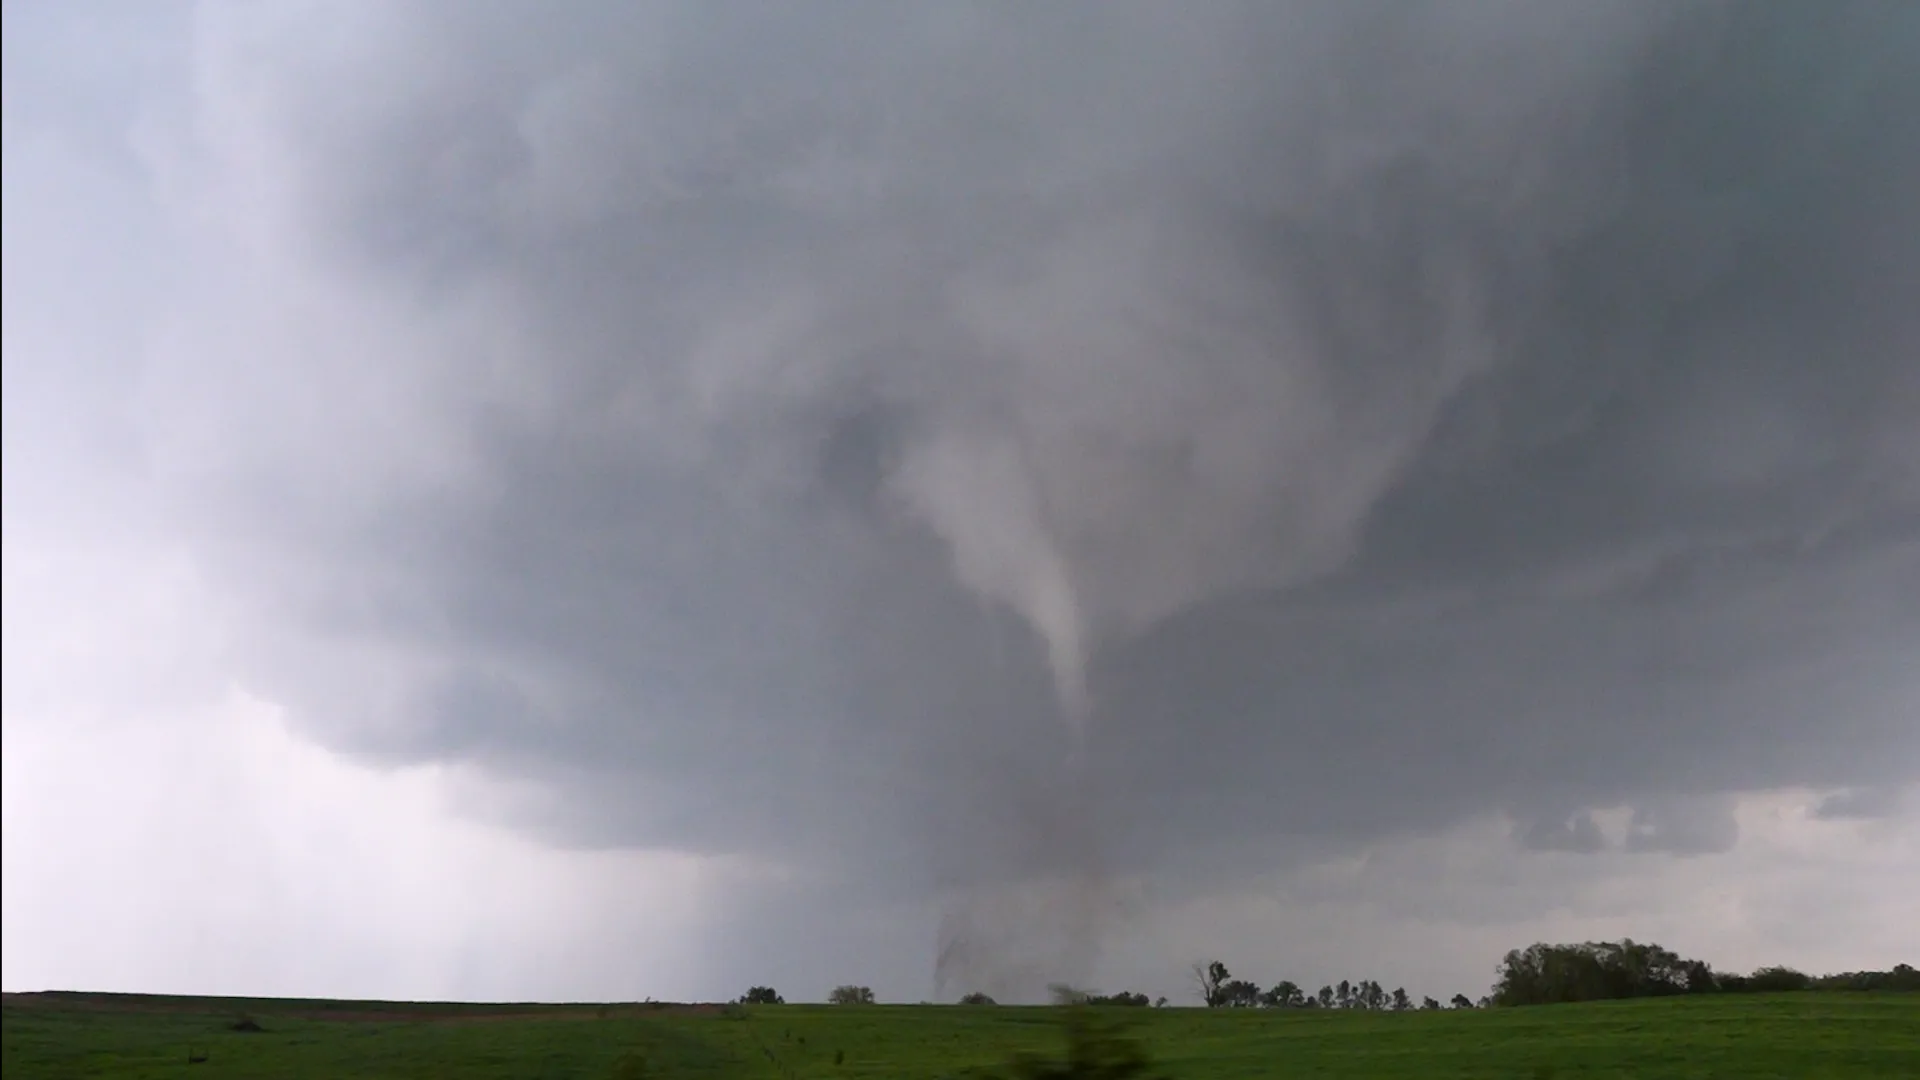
[{"left": 5, "top": 989, "right": 1916, "bottom": 1078}]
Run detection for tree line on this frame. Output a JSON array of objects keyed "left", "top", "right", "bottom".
[
  {"left": 1188, "top": 960, "right": 1475, "bottom": 1012},
  {"left": 732, "top": 943, "right": 1915, "bottom": 1008},
  {"left": 1490, "top": 941, "right": 1919, "bottom": 1006}
]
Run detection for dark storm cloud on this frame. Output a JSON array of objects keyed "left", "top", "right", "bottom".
[{"left": 164, "top": 0, "right": 1919, "bottom": 909}]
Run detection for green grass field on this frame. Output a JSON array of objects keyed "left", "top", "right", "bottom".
[{"left": 5, "top": 990, "right": 1916, "bottom": 1079}]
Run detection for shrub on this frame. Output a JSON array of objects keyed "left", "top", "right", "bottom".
[{"left": 981, "top": 1009, "right": 1168, "bottom": 1080}]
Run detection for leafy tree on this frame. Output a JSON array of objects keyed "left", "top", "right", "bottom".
[
  {"left": 1449, "top": 994, "right": 1475, "bottom": 1010},
  {"left": 1391, "top": 987, "right": 1412, "bottom": 1012},
  {"left": 1316, "top": 985, "right": 1335, "bottom": 1009},
  {"left": 960, "top": 992, "right": 998, "bottom": 1006},
  {"left": 1682, "top": 960, "right": 1718, "bottom": 994},
  {"left": 1361, "top": 981, "right": 1387, "bottom": 1011},
  {"left": 1814, "top": 963, "right": 1920, "bottom": 992},
  {"left": 1220, "top": 979, "right": 1262, "bottom": 1008},
  {"left": 1493, "top": 940, "right": 1696, "bottom": 1006},
  {"left": 1335, "top": 980, "right": 1353, "bottom": 1009},
  {"left": 1192, "top": 961, "right": 1232, "bottom": 1008},
  {"left": 1086, "top": 991, "right": 1151, "bottom": 1007},
  {"left": 828, "top": 985, "right": 876, "bottom": 1005},
  {"left": 738, "top": 986, "right": 783, "bottom": 1005},
  {"left": 1260, "top": 981, "right": 1303, "bottom": 1009},
  {"left": 1420, "top": 996, "right": 1441, "bottom": 1011},
  {"left": 1747, "top": 966, "right": 1814, "bottom": 992}
]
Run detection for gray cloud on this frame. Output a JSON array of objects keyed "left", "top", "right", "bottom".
[
  {"left": 26, "top": 0, "right": 1917, "bottom": 996},
  {"left": 1622, "top": 796, "right": 1741, "bottom": 856},
  {"left": 1518, "top": 812, "right": 1609, "bottom": 856},
  {"left": 1812, "top": 785, "right": 1912, "bottom": 821}
]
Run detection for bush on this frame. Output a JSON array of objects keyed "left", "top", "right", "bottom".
[
  {"left": 608, "top": 1050, "right": 649, "bottom": 1080},
  {"left": 981, "top": 1009, "right": 1168, "bottom": 1080}
]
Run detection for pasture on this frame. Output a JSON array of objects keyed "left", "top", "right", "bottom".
[{"left": 4, "top": 990, "right": 1916, "bottom": 1078}]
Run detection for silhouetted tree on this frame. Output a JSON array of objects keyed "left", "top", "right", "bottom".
[
  {"left": 1335, "top": 980, "right": 1353, "bottom": 1009},
  {"left": 1747, "top": 966, "right": 1814, "bottom": 992},
  {"left": 1391, "top": 987, "right": 1412, "bottom": 1011},
  {"left": 1220, "top": 979, "right": 1261, "bottom": 1008},
  {"left": 1316, "top": 985, "right": 1335, "bottom": 1009},
  {"left": 1192, "top": 961, "right": 1232, "bottom": 1008},
  {"left": 1260, "top": 981, "right": 1303, "bottom": 1009},
  {"left": 960, "top": 992, "right": 998, "bottom": 1006},
  {"left": 1493, "top": 940, "right": 1696, "bottom": 1006},
  {"left": 1449, "top": 994, "right": 1475, "bottom": 1010},
  {"left": 1681, "top": 960, "right": 1718, "bottom": 994},
  {"left": 1813, "top": 963, "right": 1919, "bottom": 992},
  {"left": 738, "top": 986, "right": 784, "bottom": 1005},
  {"left": 1421, "top": 996, "right": 1441, "bottom": 1011},
  {"left": 828, "top": 985, "right": 876, "bottom": 1005}
]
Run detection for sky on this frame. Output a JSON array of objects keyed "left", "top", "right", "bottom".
[{"left": 3, "top": 0, "right": 1918, "bottom": 1006}]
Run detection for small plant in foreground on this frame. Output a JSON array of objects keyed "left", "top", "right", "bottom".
[
  {"left": 981, "top": 1008, "right": 1168, "bottom": 1080},
  {"left": 607, "top": 1050, "right": 648, "bottom": 1080}
]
